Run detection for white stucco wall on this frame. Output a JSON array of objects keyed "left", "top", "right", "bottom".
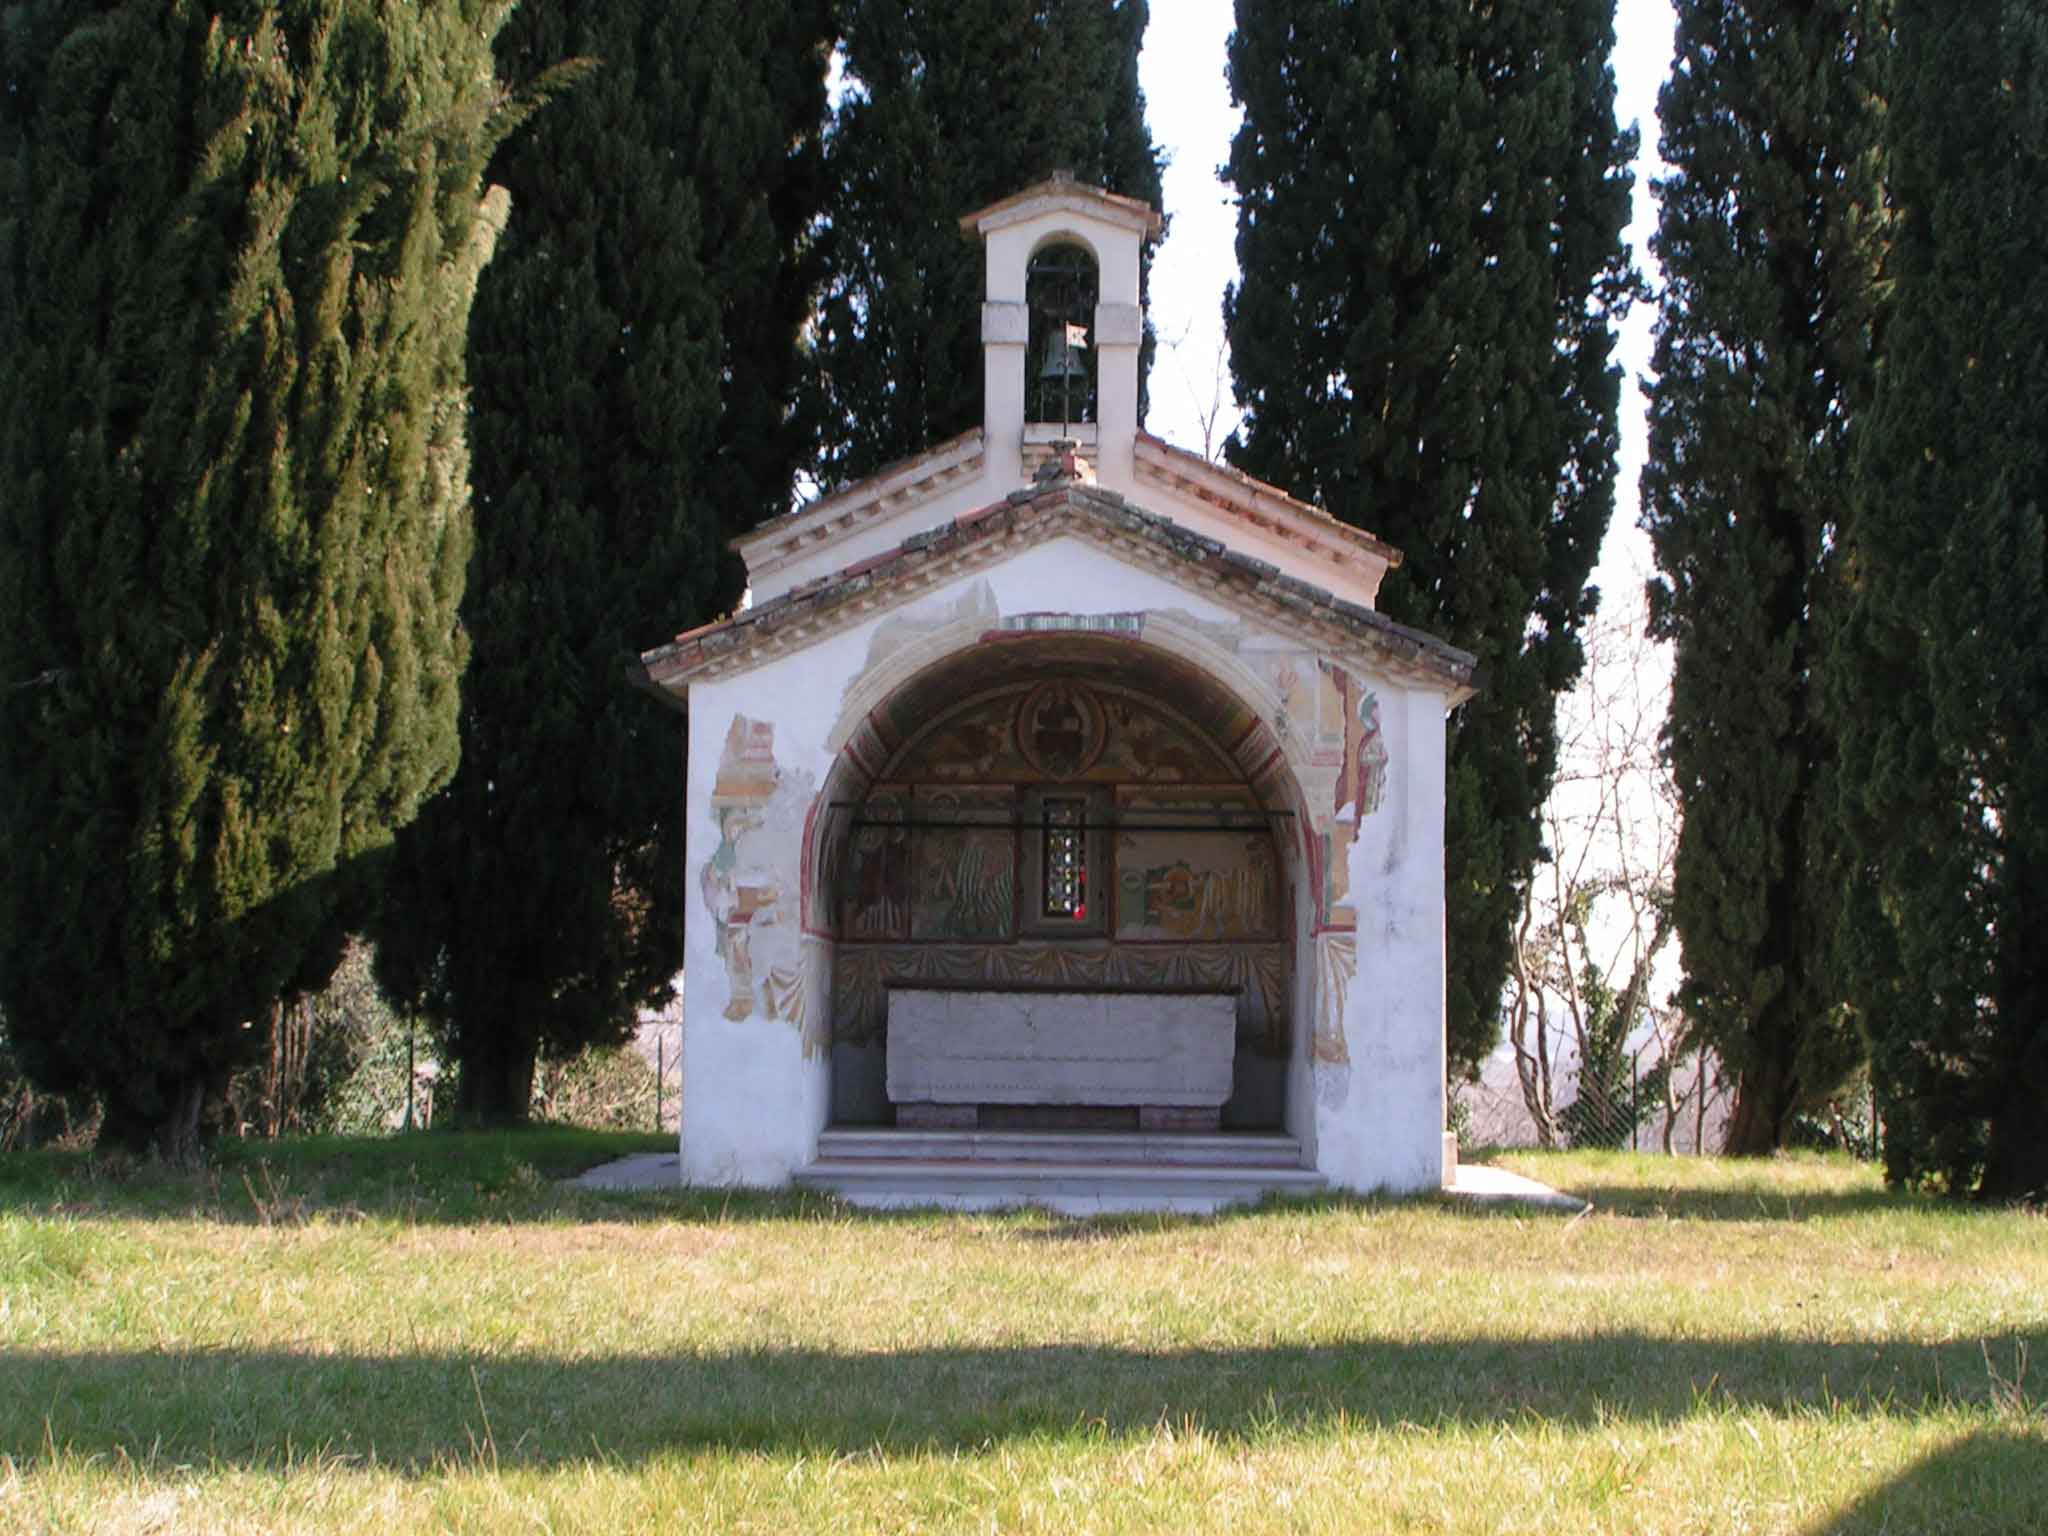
[
  {"left": 678, "top": 544, "right": 1454, "bottom": 1195},
  {"left": 680, "top": 680, "right": 835, "bottom": 1184},
  {"left": 1312, "top": 685, "right": 1450, "bottom": 1193}
]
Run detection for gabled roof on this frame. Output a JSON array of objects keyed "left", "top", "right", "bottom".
[
  {"left": 1133, "top": 432, "right": 1401, "bottom": 570},
  {"left": 732, "top": 428, "right": 985, "bottom": 588},
  {"left": 732, "top": 427, "right": 1404, "bottom": 604},
  {"left": 635, "top": 474, "right": 1477, "bottom": 706},
  {"left": 958, "top": 170, "right": 1164, "bottom": 239}
]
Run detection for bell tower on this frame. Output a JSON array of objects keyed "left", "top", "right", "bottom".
[{"left": 959, "top": 172, "right": 1163, "bottom": 494}]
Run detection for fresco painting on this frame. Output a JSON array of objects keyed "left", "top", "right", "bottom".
[
  {"left": 1320, "top": 822, "right": 1358, "bottom": 931},
  {"left": 830, "top": 670, "right": 1296, "bottom": 1082},
  {"left": 1114, "top": 789, "right": 1278, "bottom": 942},
  {"left": 1319, "top": 662, "right": 1389, "bottom": 821},
  {"left": 886, "top": 681, "right": 1239, "bottom": 788},
  {"left": 1096, "top": 695, "right": 1236, "bottom": 781},
  {"left": 910, "top": 787, "right": 1017, "bottom": 941},
  {"left": 702, "top": 716, "right": 813, "bottom": 1026},
  {"left": 902, "top": 696, "right": 1019, "bottom": 781},
  {"left": 1268, "top": 660, "right": 1309, "bottom": 758},
  {"left": 1309, "top": 663, "right": 1391, "bottom": 930},
  {"left": 1014, "top": 680, "right": 1108, "bottom": 778},
  {"left": 839, "top": 787, "right": 910, "bottom": 940}
]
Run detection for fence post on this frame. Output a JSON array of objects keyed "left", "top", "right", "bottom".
[
  {"left": 656, "top": 1037, "right": 665, "bottom": 1133},
  {"left": 1631, "top": 1054, "right": 1639, "bottom": 1152},
  {"left": 1695, "top": 1053, "right": 1707, "bottom": 1154},
  {"left": 404, "top": 1022, "right": 416, "bottom": 1133}
]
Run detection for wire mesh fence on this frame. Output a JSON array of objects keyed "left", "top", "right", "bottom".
[
  {"left": 1456, "top": 1044, "right": 1736, "bottom": 1154},
  {"left": 632, "top": 1008, "right": 683, "bottom": 1134}
]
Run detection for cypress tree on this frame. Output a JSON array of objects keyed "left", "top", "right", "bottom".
[
  {"left": 1833, "top": 0, "right": 2048, "bottom": 1201},
  {"left": 372, "top": 2, "right": 835, "bottom": 1123},
  {"left": 1222, "top": 0, "right": 1637, "bottom": 1074},
  {"left": 0, "top": 0, "right": 525, "bottom": 1158},
  {"left": 1642, "top": 1, "right": 1883, "bottom": 1153},
  {"left": 806, "top": 0, "right": 1163, "bottom": 488}
]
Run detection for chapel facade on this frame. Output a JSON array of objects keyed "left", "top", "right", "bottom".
[{"left": 634, "top": 174, "right": 1476, "bottom": 1208}]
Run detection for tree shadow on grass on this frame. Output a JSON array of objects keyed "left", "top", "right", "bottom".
[
  {"left": 2, "top": 1331, "right": 2041, "bottom": 1475},
  {"left": 1797, "top": 1428, "right": 2048, "bottom": 1535},
  {"left": 1533, "top": 1180, "right": 1922, "bottom": 1224}
]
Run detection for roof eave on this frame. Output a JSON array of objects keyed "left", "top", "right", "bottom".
[
  {"left": 640, "top": 483, "right": 1477, "bottom": 699},
  {"left": 957, "top": 171, "right": 1164, "bottom": 239}
]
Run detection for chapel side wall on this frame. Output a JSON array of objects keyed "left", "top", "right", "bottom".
[
  {"left": 679, "top": 670, "right": 839, "bottom": 1186},
  {"left": 1312, "top": 684, "right": 1449, "bottom": 1193}
]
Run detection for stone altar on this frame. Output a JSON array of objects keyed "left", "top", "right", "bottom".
[{"left": 886, "top": 988, "right": 1235, "bottom": 1130}]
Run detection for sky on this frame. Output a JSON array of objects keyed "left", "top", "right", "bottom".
[{"left": 1135, "top": 0, "right": 1680, "bottom": 594}]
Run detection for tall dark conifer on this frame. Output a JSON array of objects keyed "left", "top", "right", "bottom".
[
  {"left": 1642, "top": 1, "right": 1883, "bottom": 1153},
  {"left": 806, "top": 0, "right": 1163, "bottom": 488},
  {"left": 0, "top": 0, "right": 524, "bottom": 1157},
  {"left": 1832, "top": 0, "right": 2048, "bottom": 1201},
  {"left": 372, "top": 1, "right": 835, "bottom": 1123},
  {"left": 1223, "top": 0, "right": 1637, "bottom": 1073}
]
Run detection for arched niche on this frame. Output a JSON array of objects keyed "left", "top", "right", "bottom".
[
  {"left": 1025, "top": 239, "right": 1099, "bottom": 426},
  {"left": 809, "top": 633, "right": 1314, "bottom": 1131}
]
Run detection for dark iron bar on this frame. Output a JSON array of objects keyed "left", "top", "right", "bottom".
[
  {"left": 837, "top": 817, "right": 1290, "bottom": 833},
  {"left": 828, "top": 802, "right": 1294, "bottom": 834}
]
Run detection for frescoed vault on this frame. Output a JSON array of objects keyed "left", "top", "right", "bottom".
[{"left": 808, "top": 632, "right": 1319, "bottom": 1128}]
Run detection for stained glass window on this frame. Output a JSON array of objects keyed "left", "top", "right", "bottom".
[{"left": 1042, "top": 797, "right": 1087, "bottom": 919}]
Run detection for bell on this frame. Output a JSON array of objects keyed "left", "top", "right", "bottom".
[{"left": 1040, "top": 330, "right": 1087, "bottom": 381}]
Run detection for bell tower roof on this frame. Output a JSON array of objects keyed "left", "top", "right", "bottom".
[{"left": 957, "top": 170, "right": 1165, "bottom": 241}]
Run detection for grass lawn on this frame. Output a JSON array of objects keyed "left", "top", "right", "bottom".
[{"left": 1, "top": 1133, "right": 2043, "bottom": 1533}]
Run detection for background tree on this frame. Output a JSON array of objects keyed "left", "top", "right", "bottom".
[
  {"left": 1832, "top": 0, "right": 2048, "bottom": 1201},
  {"left": 0, "top": 0, "right": 527, "bottom": 1159},
  {"left": 1506, "top": 603, "right": 1684, "bottom": 1151},
  {"left": 806, "top": 0, "right": 1163, "bottom": 489},
  {"left": 373, "top": 0, "right": 835, "bottom": 1124},
  {"left": 1641, "top": 0, "right": 1882, "bottom": 1153},
  {"left": 1223, "top": 0, "right": 1637, "bottom": 1074}
]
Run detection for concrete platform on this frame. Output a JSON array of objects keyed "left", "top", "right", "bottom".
[
  {"left": 568, "top": 1151, "right": 680, "bottom": 1191},
  {"left": 566, "top": 1141, "right": 1585, "bottom": 1216},
  {"left": 1447, "top": 1163, "right": 1590, "bottom": 1214}
]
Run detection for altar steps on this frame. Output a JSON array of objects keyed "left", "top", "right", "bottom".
[{"left": 795, "top": 1128, "right": 1326, "bottom": 1215}]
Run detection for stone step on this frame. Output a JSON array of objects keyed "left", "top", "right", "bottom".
[
  {"left": 794, "top": 1155, "right": 1328, "bottom": 1216},
  {"left": 815, "top": 1127, "right": 1309, "bottom": 1169}
]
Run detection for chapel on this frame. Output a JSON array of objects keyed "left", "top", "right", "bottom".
[{"left": 633, "top": 173, "right": 1477, "bottom": 1210}]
